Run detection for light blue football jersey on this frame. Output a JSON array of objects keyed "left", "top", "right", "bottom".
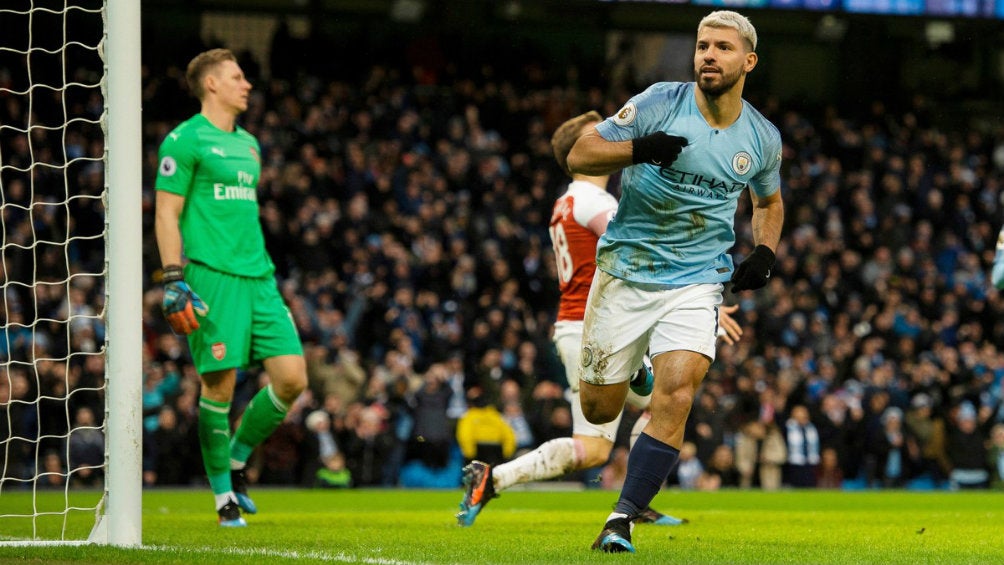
[{"left": 594, "top": 81, "right": 782, "bottom": 285}]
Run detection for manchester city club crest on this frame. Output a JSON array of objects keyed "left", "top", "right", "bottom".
[{"left": 731, "top": 151, "right": 752, "bottom": 175}]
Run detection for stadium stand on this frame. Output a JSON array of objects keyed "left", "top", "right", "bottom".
[{"left": 4, "top": 5, "right": 1004, "bottom": 492}]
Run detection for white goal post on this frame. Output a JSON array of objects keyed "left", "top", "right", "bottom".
[
  {"left": 98, "top": 0, "right": 143, "bottom": 546},
  {"left": 0, "top": 0, "right": 142, "bottom": 547}
]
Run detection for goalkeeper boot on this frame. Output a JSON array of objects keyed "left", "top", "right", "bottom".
[
  {"left": 217, "top": 499, "right": 247, "bottom": 528},
  {"left": 456, "top": 460, "right": 497, "bottom": 527},
  {"left": 629, "top": 355, "right": 655, "bottom": 397},
  {"left": 634, "top": 506, "right": 688, "bottom": 526},
  {"left": 231, "top": 468, "right": 258, "bottom": 514},
  {"left": 591, "top": 516, "right": 636, "bottom": 553}
]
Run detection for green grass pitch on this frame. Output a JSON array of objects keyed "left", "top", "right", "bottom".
[{"left": 0, "top": 487, "right": 1001, "bottom": 564}]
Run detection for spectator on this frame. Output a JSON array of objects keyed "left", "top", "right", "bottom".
[
  {"left": 455, "top": 387, "right": 515, "bottom": 466},
  {"left": 903, "top": 393, "right": 951, "bottom": 484},
  {"left": 946, "top": 402, "right": 989, "bottom": 489},
  {"left": 815, "top": 447, "right": 844, "bottom": 489},
  {"left": 526, "top": 380, "right": 572, "bottom": 445},
  {"left": 687, "top": 391, "right": 727, "bottom": 466},
  {"left": 784, "top": 405, "right": 820, "bottom": 488},
  {"left": 36, "top": 361, "right": 70, "bottom": 457},
  {"left": 302, "top": 410, "right": 351, "bottom": 488},
  {"left": 343, "top": 405, "right": 396, "bottom": 487},
  {"left": 67, "top": 407, "right": 104, "bottom": 487},
  {"left": 988, "top": 423, "right": 1004, "bottom": 490},
  {"left": 39, "top": 451, "right": 66, "bottom": 489},
  {"left": 698, "top": 444, "right": 740, "bottom": 490},
  {"left": 673, "top": 442, "right": 703, "bottom": 490},
  {"left": 304, "top": 343, "right": 367, "bottom": 407},
  {"left": 443, "top": 353, "right": 469, "bottom": 421},
  {"left": 406, "top": 363, "right": 454, "bottom": 469},
  {"left": 142, "top": 361, "right": 181, "bottom": 434},
  {"left": 865, "top": 407, "right": 909, "bottom": 488},
  {"left": 735, "top": 420, "right": 787, "bottom": 490},
  {"left": 0, "top": 371, "right": 35, "bottom": 482},
  {"left": 502, "top": 401, "right": 535, "bottom": 456},
  {"left": 151, "top": 405, "right": 194, "bottom": 486},
  {"left": 813, "top": 393, "right": 856, "bottom": 481}
]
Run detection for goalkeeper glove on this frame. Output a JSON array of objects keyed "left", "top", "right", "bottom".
[
  {"left": 730, "top": 245, "right": 775, "bottom": 293},
  {"left": 632, "top": 132, "right": 688, "bottom": 167},
  {"left": 161, "top": 265, "right": 208, "bottom": 335}
]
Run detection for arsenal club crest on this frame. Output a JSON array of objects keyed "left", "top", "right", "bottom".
[{"left": 211, "top": 342, "right": 226, "bottom": 361}]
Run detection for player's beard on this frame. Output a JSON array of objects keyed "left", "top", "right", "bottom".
[{"left": 695, "top": 65, "right": 744, "bottom": 98}]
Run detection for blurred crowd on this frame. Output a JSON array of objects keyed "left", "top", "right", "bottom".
[{"left": 4, "top": 33, "right": 1004, "bottom": 494}]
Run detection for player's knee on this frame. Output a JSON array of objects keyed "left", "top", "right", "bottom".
[
  {"left": 287, "top": 373, "right": 308, "bottom": 397},
  {"left": 292, "top": 369, "right": 308, "bottom": 392},
  {"left": 670, "top": 386, "right": 695, "bottom": 406},
  {"left": 268, "top": 355, "right": 307, "bottom": 394},
  {"left": 654, "top": 386, "right": 695, "bottom": 414},
  {"left": 272, "top": 370, "right": 307, "bottom": 403},
  {"left": 582, "top": 399, "right": 617, "bottom": 425}
]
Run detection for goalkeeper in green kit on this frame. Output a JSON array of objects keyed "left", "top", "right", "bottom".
[{"left": 154, "top": 48, "right": 307, "bottom": 527}]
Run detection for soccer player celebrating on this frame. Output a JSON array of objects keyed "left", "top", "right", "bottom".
[
  {"left": 566, "top": 11, "right": 784, "bottom": 552},
  {"left": 455, "top": 111, "right": 742, "bottom": 528},
  {"left": 154, "top": 48, "right": 307, "bottom": 527}
]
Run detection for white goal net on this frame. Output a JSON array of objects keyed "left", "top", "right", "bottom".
[{"left": 0, "top": 0, "right": 141, "bottom": 546}]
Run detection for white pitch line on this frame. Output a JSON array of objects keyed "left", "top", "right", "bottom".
[
  {"left": 144, "top": 544, "right": 446, "bottom": 565},
  {"left": 0, "top": 541, "right": 92, "bottom": 547}
]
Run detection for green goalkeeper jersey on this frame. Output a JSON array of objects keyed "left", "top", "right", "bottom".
[{"left": 156, "top": 114, "right": 274, "bottom": 278}]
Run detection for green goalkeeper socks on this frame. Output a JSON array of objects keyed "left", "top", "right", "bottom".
[
  {"left": 230, "top": 384, "right": 289, "bottom": 467},
  {"left": 198, "top": 396, "right": 233, "bottom": 496}
]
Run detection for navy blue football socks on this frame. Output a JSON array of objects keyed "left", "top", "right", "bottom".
[{"left": 613, "top": 432, "right": 680, "bottom": 517}]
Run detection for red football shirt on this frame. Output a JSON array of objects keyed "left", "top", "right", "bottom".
[{"left": 549, "top": 180, "right": 617, "bottom": 322}]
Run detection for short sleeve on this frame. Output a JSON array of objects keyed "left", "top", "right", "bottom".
[
  {"left": 595, "top": 82, "right": 677, "bottom": 142},
  {"left": 155, "top": 128, "right": 199, "bottom": 197},
  {"left": 749, "top": 130, "right": 782, "bottom": 199}
]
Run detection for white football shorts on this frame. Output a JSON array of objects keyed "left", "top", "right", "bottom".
[
  {"left": 554, "top": 319, "right": 622, "bottom": 441},
  {"left": 579, "top": 270, "right": 723, "bottom": 387}
]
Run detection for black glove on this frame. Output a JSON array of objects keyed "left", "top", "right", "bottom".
[
  {"left": 730, "top": 245, "right": 775, "bottom": 292},
  {"left": 632, "top": 132, "right": 688, "bottom": 167}
]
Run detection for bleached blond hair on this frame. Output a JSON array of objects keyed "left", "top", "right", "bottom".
[{"left": 699, "top": 10, "right": 757, "bottom": 52}]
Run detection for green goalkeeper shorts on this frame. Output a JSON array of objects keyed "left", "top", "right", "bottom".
[{"left": 184, "top": 262, "right": 303, "bottom": 374}]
